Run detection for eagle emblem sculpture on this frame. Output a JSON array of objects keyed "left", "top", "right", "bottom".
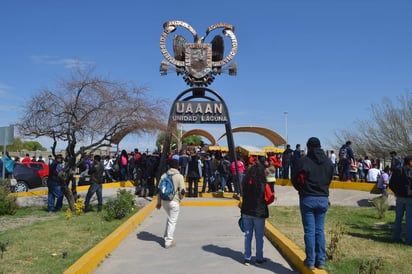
[{"left": 160, "top": 20, "right": 238, "bottom": 87}]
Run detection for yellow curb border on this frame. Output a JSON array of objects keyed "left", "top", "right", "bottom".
[
  {"left": 181, "top": 200, "right": 240, "bottom": 207},
  {"left": 265, "top": 220, "right": 328, "bottom": 274},
  {"left": 63, "top": 198, "right": 157, "bottom": 274},
  {"left": 16, "top": 179, "right": 376, "bottom": 273}
]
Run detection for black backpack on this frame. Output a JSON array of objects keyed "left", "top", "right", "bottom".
[{"left": 339, "top": 146, "right": 347, "bottom": 160}]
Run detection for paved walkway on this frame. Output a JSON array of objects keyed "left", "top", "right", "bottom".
[
  {"left": 16, "top": 183, "right": 392, "bottom": 274},
  {"left": 93, "top": 204, "right": 298, "bottom": 274}
]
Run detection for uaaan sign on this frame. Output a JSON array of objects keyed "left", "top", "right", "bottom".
[{"left": 172, "top": 101, "right": 228, "bottom": 124}]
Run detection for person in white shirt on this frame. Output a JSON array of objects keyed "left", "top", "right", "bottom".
[
  {"left": 329, "top": 150, "right": 337, "bottom": 175},
  {"left": 367, "top": 164, "right": 381, "bottom": 183}
]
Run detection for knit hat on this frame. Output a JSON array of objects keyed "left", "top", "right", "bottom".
[{"left": 306, "top": 137, "right": 321, "bottom": 148}]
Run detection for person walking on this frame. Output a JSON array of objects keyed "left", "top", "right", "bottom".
[
  {"left": 389, "top": 155, "right": 412, "bottom": 245},
  {"left": 84, "top": 155, "right": 105, "bottom": 212},
  {"left": 240, "top": 158, "right": 270, "bottom": 266},
  {"left": 156, "top": 159, "right": 186, "bottom": 248},
  {"left": 291, "top": 137, "right": 334, "bottom": 270}
]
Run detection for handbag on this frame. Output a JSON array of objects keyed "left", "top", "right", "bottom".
[{"left": 264, "top": 183, "right": 275, "bottom": 205}]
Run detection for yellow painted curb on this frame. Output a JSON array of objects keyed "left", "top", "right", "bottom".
[
  {"left": 181, "top": 200, "right": 240, "bottom": 207},
  {"left": 63, "top": 198, "right": 157, "bottom": 274},
  {"left": 265, "top": 220, "right": 328, "bottom": 274}
]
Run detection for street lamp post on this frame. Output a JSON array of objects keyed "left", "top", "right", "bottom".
[{"left": 284, "top": 111, "right": 288, "bottom": 145}]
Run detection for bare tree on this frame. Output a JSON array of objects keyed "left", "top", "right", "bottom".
[
  {"left": 17, "top": 68, "right": 167, "bottom": 205},
  {"left": 334, "top": 92, "right": 412, "bottom": 161}
]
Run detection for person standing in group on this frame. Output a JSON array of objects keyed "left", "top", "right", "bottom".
[
  {"left": 84, "top": 155, "right": 105, "bottom": 212},
  {"left": 291, "top": 137, "right": 334, "bottom": 270},
  {"left": 187, "top": 154, "right": 201, "bottom": 197},
  {"left": 240, "top": 157, "right": 270, "bottom": 266},
  {"left": 377, "top": 166, "right": 390, "bottom": 198},
  {"left": 201, "top": 154, "right": 214, "bottom": 193},
  {"left": 329, "top": 150, "right": 337, "bottom": 176},
  {"left": 367, "top": 164, "right": 381, "bottom": 183},
  {"left": 231, "top": 157, "right": 245, "bottom": 196},
  {"left": 282, "top": 144, "right": 294, "bottom": 179},
  {"left": 119, "top": 149, "right": 129, "bottom": 181},
  {"left": 389, "top": 156, "right": 412, "bottom": 245},
  {"left": 156, "top": 159, "right": 186, "bottom": 248},
  {"left": 47, "top": 154, "right": 64, "bottom": 212},
  {"left": 390, "top": 151, "right": 402, "bottom": 171},
  {"left": 293, "top": 144, "right": 302, "bottom": 161},
  {"left": 21, "top": 153, "right": 31, "bottom": 163}
]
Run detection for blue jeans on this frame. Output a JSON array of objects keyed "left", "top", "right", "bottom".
[
  {"left": 232, "top": 173, "right": 243, "bottom": 195},
  {"left": 47, "top": 185, "right": 63, "bottom": 212},
  {"left": 84, "top": 183, "right": 103, "bottom": 212},
  {"left": 220, "top": 174, "right": 228, "bottom": 192},
  {"left": 242, "top": 214, "right": 265, "bottom": 261},
  {"left": 282, "top": 162, "right": 291, "bottom": 179},
  {"left": 299, "top": 196, "right": 329, "bottom": 267},
  {"left": 393, "top": 197, "right": 412, "bottom": 244}
]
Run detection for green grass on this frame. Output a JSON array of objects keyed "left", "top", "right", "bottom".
[
  {"left": 0, "top": 205, "right": 138, "bottom": 274},
  {"left": 269, "top": 205, "right": 412, "bottom": 274}
]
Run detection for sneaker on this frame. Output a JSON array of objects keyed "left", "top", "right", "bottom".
[
  {"left": 304, "top": 263, "right": 315, "bottom": 270},
  {"left": 165, "top": 242, "right": 176, "bottom": 249},
  {"left": 304, "top": 259, "right": 315, "bottom": 270},
  {"left": 244, "top": 259, "right": 251, "bottom": 266},
  {"left": 315, "top": 263, "right": 325, "bottom": 269},
  {"left": 256, "top": 258, "right": 267, "bottom": 265}
]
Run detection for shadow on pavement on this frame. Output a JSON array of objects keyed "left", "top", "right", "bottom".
[
  {"left": 136, "top": 231, "right": 163, "bottom": 247},
  {"left": 202, "top": 244, "right": 296, "bottom": 274}
]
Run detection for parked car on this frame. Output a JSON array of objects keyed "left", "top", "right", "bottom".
[
  {"left": 12, "top": 163, "right": 43, "bottom": 192},
  {"left": 22, "top": 162, "right": 49, "bottom": 186}
]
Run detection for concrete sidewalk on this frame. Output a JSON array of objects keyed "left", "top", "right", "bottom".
[
  {"left": 93, "top": 202, "right": 298, "bottom": 274},
  {"left": 16, "top": 182, "right": 392, "bottom": 274}
]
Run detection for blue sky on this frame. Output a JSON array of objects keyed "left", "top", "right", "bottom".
[{"left": 1, "top": 1, "right": 412, "bottom": 153}]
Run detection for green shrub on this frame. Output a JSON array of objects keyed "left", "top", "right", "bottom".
[
  {"left": 371, "top": 196, "right": 388, "bottom": 219},
  {"left": 102, "top": 189, "right": 135, "bottom": 221},
  {"left": 0, "top": 179, "right": 17, "bottom": 215},
  {"left": 359, "top": 257, "right": 385, "bottom": 274},
  {"left": 326, "top": 221, "right": 345, "bottom": 261}
]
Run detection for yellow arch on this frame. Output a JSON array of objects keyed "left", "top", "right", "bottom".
[
  {"left": 217, "top": 126, "right": 286, "bottom": 146},
  {"left": 182, "top": 129, "right": 216, "bottom": 145}
]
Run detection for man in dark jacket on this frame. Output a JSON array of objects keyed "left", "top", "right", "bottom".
[
  {"left": 84, "top": 155, "right": 105, "bottom": 212},
  {"left": 47, "top": 154, "right": 64, "bottom": 212},
  {"left": 291, "top": 137, "right": 333, "bottom": 270},
  {"left": 389, "top": 155, "right": 412, "bottom": 245}
]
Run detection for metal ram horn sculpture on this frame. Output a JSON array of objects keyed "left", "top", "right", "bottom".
[{"left": 159, "top": 20, "right": 238, "bottom": 87}]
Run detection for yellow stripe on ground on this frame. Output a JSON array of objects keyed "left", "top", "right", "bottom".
[{"left": 63, "top": 198, "right": 157, "bottom": 274}]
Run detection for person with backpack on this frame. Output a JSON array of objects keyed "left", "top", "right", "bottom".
[
  {"left": 156, "top": 159, "right": 186, "bottom": 249},
  {"left": 389, "top": 155, "right": 412, "bottom": 245},
  {"left": 338, "top": 141, "right": 354, "bottom": 181}
]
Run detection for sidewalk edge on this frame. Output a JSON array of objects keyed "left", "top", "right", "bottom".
[{"left": 63, "top": 198, "right": 156, "bottom": 274}]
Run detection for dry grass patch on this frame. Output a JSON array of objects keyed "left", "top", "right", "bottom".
[{"left": 269, "top": 204, "right": 412, "bottom": 274}]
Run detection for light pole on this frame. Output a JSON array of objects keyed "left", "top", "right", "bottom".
[{"left": 284, "top": 111, "right": 288, "bottom": 145}]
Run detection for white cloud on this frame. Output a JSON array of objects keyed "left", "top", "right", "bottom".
[
  {"left": 31, "top": 55, "right": 94, "bottom": 69},
  {"left": 0, "top": 83, "right": 11, "bottom": 97}
]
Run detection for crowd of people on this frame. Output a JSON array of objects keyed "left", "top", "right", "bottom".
[{"left": 3, "top": 139, "right": 412, "bottom": 269}]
